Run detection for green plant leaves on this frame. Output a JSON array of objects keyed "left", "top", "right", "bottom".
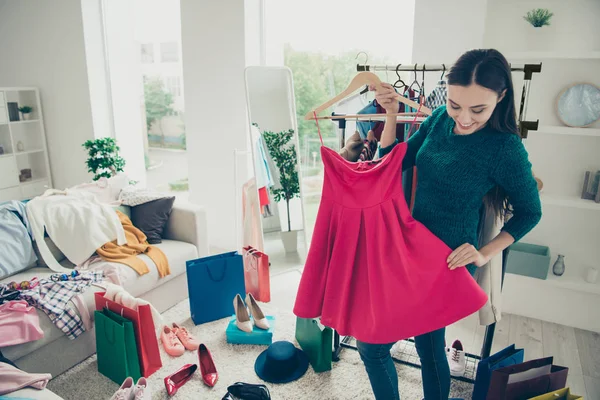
[
  {"left": 82, "top": 137, "right": 126, "bottom": 181},
  {"left": 524, "top": 8, "right": 554, "bottom": 27}
]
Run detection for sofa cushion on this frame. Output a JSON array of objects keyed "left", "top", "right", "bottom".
[
  {"left": 1, "top": 239, "right": 197, "bottom": 363},
  {"left": 130, "top": 197, "right": 175, "bottom": 244}
]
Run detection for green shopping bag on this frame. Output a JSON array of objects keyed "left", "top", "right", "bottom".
[
  {"left": 95, "top": 309, "right": 142, "bottom": 384},
  {"left": 295, "top": 317, "right": 333, "bottom": 373}
]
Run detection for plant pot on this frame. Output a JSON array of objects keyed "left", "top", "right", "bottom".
[
  {"left": 281, "top": 230, "right": 298, "bottom": 254},
  {"left": 21, "top": 113, "right": 31, "bottom": 121}
]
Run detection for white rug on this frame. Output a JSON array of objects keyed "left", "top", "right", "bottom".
[{"left": 47, "top": 270, "right": 474, "bottom": 400}]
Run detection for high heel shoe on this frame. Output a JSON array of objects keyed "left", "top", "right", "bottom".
[
  {"left": 198, "top": 343, "right": 218, "bottom": 387},
  {"left": 233, "top": 294, "right": 253, "bottom": 333},
  {"left": 245, "top": 293, "right": 270, "bottom": 330},
  {"left": 164, "top": 363, "right": 197, "bottom": 396}
]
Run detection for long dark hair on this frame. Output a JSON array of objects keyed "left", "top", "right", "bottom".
[{"left": 447, "top": 49, "right": 518, "bottom": 221}]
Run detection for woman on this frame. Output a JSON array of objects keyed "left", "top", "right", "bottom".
[{"left": 359, "top": 49, "right": 542, "bottom": 399}]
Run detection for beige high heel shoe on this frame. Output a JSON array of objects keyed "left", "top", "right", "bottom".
[
  {"left": 245, "top": 293, "right": 270, "bottom": 330},
  {"left": 233, "top": 294, "right": 253, "bottom": 333}
]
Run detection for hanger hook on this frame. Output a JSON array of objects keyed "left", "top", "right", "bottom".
[
  {"left": 440, "top": 64, "right": 446, "bottom": 81},
  {"left": 409, "top": 63, "right": 421, "bottom": 92},
  {"left": 355, "top": 51, "right": 369, "bottom": 66},
  {"left": 422, "top": 64, "right": 426, "bottom": 93},
  {"left": 393, "top": 64, "right": 406, "bottom": 90}
]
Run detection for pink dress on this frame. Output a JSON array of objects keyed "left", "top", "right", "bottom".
[{"left": 293, "top": 143, "right": 487, "bottom": 344}]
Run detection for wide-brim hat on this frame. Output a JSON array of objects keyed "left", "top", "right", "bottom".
[{"left": 254, "top": 340, "right": 309, "bottom": 383}]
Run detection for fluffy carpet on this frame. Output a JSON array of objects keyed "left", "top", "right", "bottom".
[{"left": 47, "top": 270, "right": 474, "bottom": 399}]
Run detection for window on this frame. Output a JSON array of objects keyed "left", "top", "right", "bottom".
[
  {"left": 141, "top": 43, "right": 154, "bottom": 63},
  {"left": 164, "top": 76, "right": 181, "bottom": 97},
  {"left": 160, "top": 42, "right": 179, "bottom": 63}
]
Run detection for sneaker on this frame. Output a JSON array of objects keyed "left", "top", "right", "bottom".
[
  {"left": 447, "top": 339, "right": 466, "bottom": 377},
  {"left": 110, "top": 377, "right": 134, "bottom": 400},
  {"left": 133, "top": 377, "right": 150, "bottom": 400},
  {"left": 161, "top": 326, "right": 185, "bottom": 357},
  {"left": 172, "top": 322, "right": 200, "bottom": 351}
]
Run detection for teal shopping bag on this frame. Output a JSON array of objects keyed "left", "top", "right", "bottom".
[
  {"left": 186, "top": 251, "right": 246, "bottom": 325},
  {"left": 95, "top": 309, "right": 142, "bottom": 384}
]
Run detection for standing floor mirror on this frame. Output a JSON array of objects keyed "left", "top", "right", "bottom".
[{"left": 244, "top": 66, "right": 307, "bottom": 269}]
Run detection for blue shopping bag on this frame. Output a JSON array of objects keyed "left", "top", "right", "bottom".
[
  {"left": 472, "top": 344, "right": 524, "bottom": 400},
  {"left": 186, "top": 251, "right": 246, "bottom": 325}
]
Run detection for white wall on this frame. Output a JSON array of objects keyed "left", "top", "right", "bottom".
[
  {"left": 181, "top": 0, "right": 249, "bottom": 250},
  {"left": 0, "top": 0, "right": 94, "bottom": 189},
  {"left": 412, "top": 0, "right": 488, "bottom": 63}
]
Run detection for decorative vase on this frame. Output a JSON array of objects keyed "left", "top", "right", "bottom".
[
  {"left": 21, "top": 113, "right": 30, "bottom": 121},
  {"left": 281, "top": 230, "right": 298, "bottom": 254},
  {"left": 16, "top": 141, "right": 25, "bottom": 152},
  {"left": 552, "top": 254, "right": 565, "bottom": 276}
]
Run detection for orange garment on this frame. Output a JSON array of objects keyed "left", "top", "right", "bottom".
[{"left": 97, "top": 211, "right": 170, "bottom": 277}]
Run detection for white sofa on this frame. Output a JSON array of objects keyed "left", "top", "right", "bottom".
[{"left": 0, "top": 202, "right": 208, "bottom": 397}]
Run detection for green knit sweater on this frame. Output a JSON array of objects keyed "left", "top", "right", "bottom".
[{"left": 381, "top": 106, "right": 542, "bottom": 274}]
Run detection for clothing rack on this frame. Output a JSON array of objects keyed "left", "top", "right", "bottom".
[{"left": 328, "top": 61, "right": 542, "bottom": 385}]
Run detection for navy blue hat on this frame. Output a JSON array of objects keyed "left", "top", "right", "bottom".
[{"left": 254, "top": 341, "right": 309, "bottom": 383}]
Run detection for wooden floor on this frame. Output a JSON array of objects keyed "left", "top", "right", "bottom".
[{"left": 446, "top": 312, "right": 600, "bottom": 398}]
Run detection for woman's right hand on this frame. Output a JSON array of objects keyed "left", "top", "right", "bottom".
[{"left": 370, "top": 82, "right": 398, "bottom": 114}]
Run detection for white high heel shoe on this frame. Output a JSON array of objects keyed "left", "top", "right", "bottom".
[
  {"left": 245, "top": 293, "right": 270, "bottom": 330},
  {"left": 233, "top": 294, "right": 253, "bottom": 333}
]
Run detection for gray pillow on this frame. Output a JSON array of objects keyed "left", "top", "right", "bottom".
[{"left": 130, "top": 197, "right": 175, "bottom": 244}]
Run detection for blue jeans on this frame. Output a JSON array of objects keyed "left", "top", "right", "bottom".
[{"left": 357, "top": 328, "right": 450, "bottom": 400}]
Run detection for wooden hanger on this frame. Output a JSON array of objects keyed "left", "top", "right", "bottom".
[{"left": 305, "top": 71, "right": 432, "bottom": 120}]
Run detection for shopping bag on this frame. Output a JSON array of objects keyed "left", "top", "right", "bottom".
[
  {"left": 95, "top": 292, "right": 162, "bottom": 377},
  {"left": 487, "top": 356, "right": 568, "bottom": 400},
  {"left": 186, "top": 251, "right": 246, "bottom": 325},
  {"left": 95, "top": 309, "right": 142, "bottom": 384},
  {"left": 295, "top": 317, "right": 333, "bottom": 373},
  {"left": 472, "top": 344, "right": 524, "bottom": 400},
  {"left": 528, "top": 388, "right": 583, "bottom": 400},
  {"left": 243, "top": 246, "right": 271, "bottom": 303}
]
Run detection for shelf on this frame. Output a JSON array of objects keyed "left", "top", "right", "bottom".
[
  {"left": 15, "top": 149, "right": 44, "bottom": 156},
  {"left": 506, "top": 51, "right": 600, "bottom": 60},
  {"left": 506, "top": 271, "right": 600, "bottom": 295},
  {"left": 0, "top": 153, "right": 14, "bottom": 159},
  {"left": 9, "top": 119, "right": 39, "bottom": 125},
  {"left": 541, "top": 194, "right": 600, "bottom": 211},
  {"left": 19, "top": 178, "right": 47, "bottom": 186},
  {"left": 537, "top": 125, "right": 600, "bottom": 137}
]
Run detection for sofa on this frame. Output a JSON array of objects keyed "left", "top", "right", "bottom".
[{"left": 0, "top": 201, "right": 208, "bottom": 397}]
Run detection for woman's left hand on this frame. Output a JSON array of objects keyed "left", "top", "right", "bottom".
[{"left": 447, "top": 243, "right": 489, "bottom": 270}]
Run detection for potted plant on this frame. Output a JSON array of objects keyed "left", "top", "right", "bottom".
[
  {"left": 523, "top": 8, "right": 554, "bottom": 50},
  {"left": 262, "top": 128, "right": 301, "bottom": 253},
  {"left": 18, "top": 106, "right": 33, "bottom": 121},
  {"left": 82, "top": 137, "right": 126, "bottom": 181}
]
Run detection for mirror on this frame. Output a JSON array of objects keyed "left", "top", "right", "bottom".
[{"left": 243, "top": 66, "right": 307, "bottom": 269}]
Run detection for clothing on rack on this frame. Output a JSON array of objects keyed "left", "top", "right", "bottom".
[
  {"left": 250, "top": 125, "right": 274, "bottom": 189},
  {"left": 242, "top": 178, "right": 264, "bottom": 252},
  {"left": 18, "top": 271, "right": 104, "bottom": 339},
  {"left": 0, "top": 362, "right": 51, "bottom": 396},
  {"left": 294, "top": 133, "right": 488, "bottom": 344},
  {"left": 26, "top": 189, "right": 126, "bottom": 273},
  {"left": 0, "top": 201, "right": 37, "bottom": 279},
  {"left": 424, "top": 80, "right": 447, "bottom": 111},
  {"left": 380, "top": 105, "right": 542, "bottom": 274},
  {"left": 96, "top": 211, "right": 170, "bottom": 278},
  {"left": 258, "top": 186, "right": 270, "bottom": 213},
  {"left": 0, "top": 300, "right": 44, "bottom": 347}
]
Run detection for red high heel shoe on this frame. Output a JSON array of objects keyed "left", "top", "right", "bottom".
[
  {"left": 198, "top": 343, "right": 218, "bottom": 387},
  {"left": 164, "top": 363, "right": 198, "bottom": 396}
]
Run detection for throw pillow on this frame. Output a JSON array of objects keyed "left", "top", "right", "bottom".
[
  {"left": 130, "top": 197, "right": 175, "bottom": 244},
  {"left": 119, "top": 185, "right": 170, "bottom": 207}
]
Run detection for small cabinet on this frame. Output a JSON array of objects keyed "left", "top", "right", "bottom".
[{"left": 0, "top": 156, "right": 19, "bottom": 189}]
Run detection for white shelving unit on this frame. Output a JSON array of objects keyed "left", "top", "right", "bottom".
[
  {"left": 0, "top": 87, "right": 52, "bottom": 202},
  {"left": 506, "top": 51, "right": 600, "bottom": 60},
  {"left": 537, "top": 125, "right": 600, "bottom": 137}
]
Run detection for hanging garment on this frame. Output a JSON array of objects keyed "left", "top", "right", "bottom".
[
  {"left": 26, "top": 189, "right": 126, "bottom": 273},
  {"left": 293, "top": 141, "right": 487, "bottom": 344},
  {"left": 96, "top": 211, "right": 170, "bottom": 278},
  {"left": 0, "top": 201, "right": 37, "bottom": 279},
  {"left": 0, "top": 362, "right": 51, "bottom": 395},
  {"left": 250, "top": 125, "right": 274, "bottom": 189},
  {"left": 425, "top": 80, "right": 447, "bottom": 111},
  {"left": 258, "top": 186, "right": 270, "bottom": 213},
  {"left": 0, "top": 300, "right": 44, "bottom": 347},
  {"left": 18, "top": 271, "right": 104, "bottom": 339},
  {"left": 242, "top": 178, "right": 265, "bottom": 252}
]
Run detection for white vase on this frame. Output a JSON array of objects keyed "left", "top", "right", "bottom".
[
  {"left": 21, "top": 113, "right": 31, "bottom": 121},
  {"left": 281, "top": 230, "right": 298, "bottom": 254}
]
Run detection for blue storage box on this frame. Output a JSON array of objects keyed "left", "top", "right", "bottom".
[
  {"left": 505, "top": 242, "right": 551, "bottom": 280},
  {"left": 225, "top": 315, "right": 275, "bottom": 345}
]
